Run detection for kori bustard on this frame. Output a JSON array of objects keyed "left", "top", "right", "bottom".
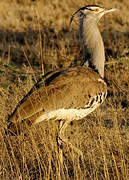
[{"left": 6, "top": 5, "right": 117, "bottom": 159}]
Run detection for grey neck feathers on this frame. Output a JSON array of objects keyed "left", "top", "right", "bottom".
[{"left": 79, "top": 16, "right": 105, "bottom": 78}]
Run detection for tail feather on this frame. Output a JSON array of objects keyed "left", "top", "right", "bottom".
[
  {"left": 5, "top": 121, "right": 22, "bottom": 136},
  {"left": 5, "top": 119, "right": 32, "bottom": 136}
]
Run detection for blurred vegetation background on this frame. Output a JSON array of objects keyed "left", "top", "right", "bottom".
[{"left": 0, "top": 0, "right": 129, "bottom": 179}]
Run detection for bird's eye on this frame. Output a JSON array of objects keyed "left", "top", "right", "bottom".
[
  {"left": 88, "top": 7, "right": 100, "bottom": 12},
  {"left": 94, "top": 8, "right": 99, "bottom": 12}
]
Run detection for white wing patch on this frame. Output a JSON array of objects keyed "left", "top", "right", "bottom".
[
  {"left": 85, "top": 92, "right": 106, "bottom": 108},
  {"left": 35, "top": 92, "right": 107, "bottom": 124}
]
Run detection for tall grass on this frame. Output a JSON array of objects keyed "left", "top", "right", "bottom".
[{"left": 0, "top": 0, "right": 129, "bottom": 179}]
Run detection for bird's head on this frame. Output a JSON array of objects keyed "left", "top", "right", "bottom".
[{"left": 70, "top": 5, "right": 117, "bottom": 25}]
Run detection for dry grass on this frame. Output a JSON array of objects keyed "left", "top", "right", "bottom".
[{"left": 0, "top": 0, "right": 129, "bottom": 179}]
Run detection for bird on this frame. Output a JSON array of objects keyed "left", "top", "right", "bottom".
[{"left": 6, "top": 5, "right": 117, "bottom": 161}]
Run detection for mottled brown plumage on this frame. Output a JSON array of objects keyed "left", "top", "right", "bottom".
[
  {"left": 6, "top": 5, "right": 117, "bottom": 162},
  {"left": 7, "top": 66, "right": 107, "bottom": 135}
]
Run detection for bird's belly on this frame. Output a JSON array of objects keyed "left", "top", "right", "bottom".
[
  {"left": 35, "top": 90, "right": 107, "bottom": 124},
  {"left": 35, "top": 103, "right": 100, "bottom": 124}
]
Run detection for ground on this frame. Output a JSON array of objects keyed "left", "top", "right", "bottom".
[{"left": 0, "top": 0, "right": 129, "bottom": 179}]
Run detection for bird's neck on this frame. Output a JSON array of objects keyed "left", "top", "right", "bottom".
[{"left": 79, "top": 17, "right": 105, "bottom": 78}]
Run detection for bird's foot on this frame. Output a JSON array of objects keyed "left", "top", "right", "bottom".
[{"left": 57, "top": 136, "right": 83, "bottom": 163}]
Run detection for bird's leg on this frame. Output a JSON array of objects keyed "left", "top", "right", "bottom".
[
  {"left": 58, "top": 121, "right": 83, "bottom": 162},
  {"left": 56, "top": 120, "right": 64, "bottom": 163}
]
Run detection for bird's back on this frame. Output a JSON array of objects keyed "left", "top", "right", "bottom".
[{"left": 8, "top": 65, "right": 107, "bottom": 127}]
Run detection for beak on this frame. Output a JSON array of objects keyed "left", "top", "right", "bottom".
[
  {"left": 104, "top": 8, "right": 118, "bottom": 14},
  {"left": 69, "top": 7, "right": 118, "bottom": 27}
]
